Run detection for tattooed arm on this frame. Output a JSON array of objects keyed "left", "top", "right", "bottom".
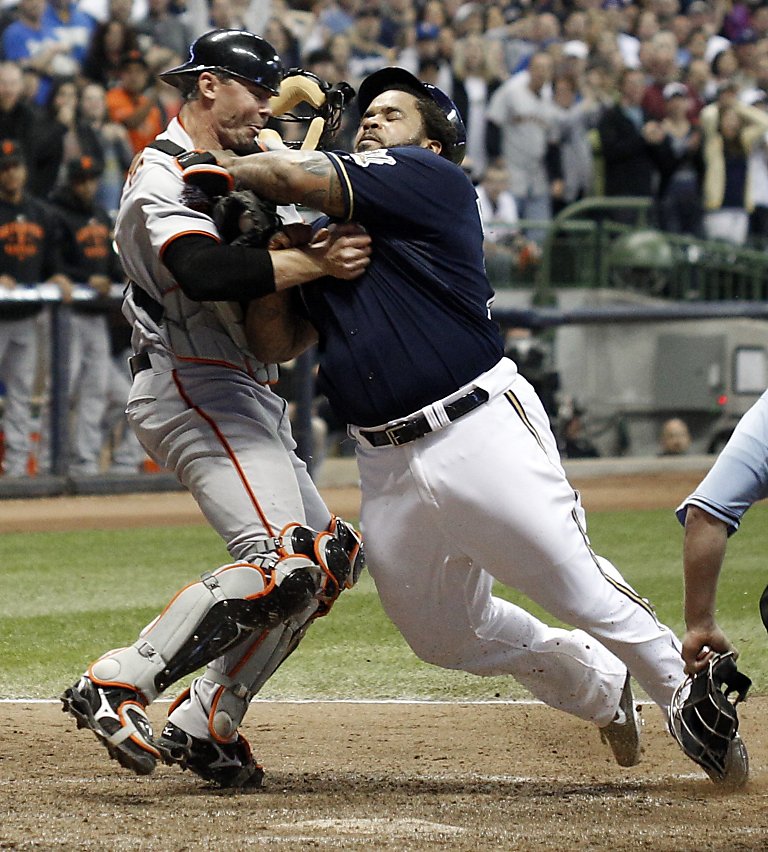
[{"left": 211, "top": 149, "right": 347, "bottom": 219}]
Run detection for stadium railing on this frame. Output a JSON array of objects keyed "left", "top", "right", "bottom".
[
  {"left": 3, "top": 197, "right": 768, "bottom": 492},
  {"left": 490, "top": 196, "right": 768, "bottom": 304}
]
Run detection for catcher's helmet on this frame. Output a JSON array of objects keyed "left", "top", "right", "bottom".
[
  {"left": 160, "top": 29, "right": 284, "bottom": 95},
  {"left": 356, "top": 67, "right": 466, "bottom": 165}
]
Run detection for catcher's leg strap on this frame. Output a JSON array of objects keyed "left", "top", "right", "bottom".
[{"left": 89, "top": 542, "right": 321, "bottom": 703}]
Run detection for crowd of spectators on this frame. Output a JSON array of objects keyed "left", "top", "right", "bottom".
[
  {"left": 0, "top": 0, "right": 766, "bottom": 235},
  {"left": 2, "top": 0, "right": 768, "bottom": 475}
]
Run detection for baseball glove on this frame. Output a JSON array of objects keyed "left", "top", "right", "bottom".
[
  {"left": 669, "top": 651, "right": 751, "bottom": 782},
  {"left": 212, "top": 190, "right": 282, "bottom": 247}
]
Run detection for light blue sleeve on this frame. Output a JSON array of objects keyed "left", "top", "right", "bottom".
[{"left": 675, "top": 390, "right": 768, "bottom": 533}]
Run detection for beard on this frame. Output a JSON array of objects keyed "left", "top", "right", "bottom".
[{"left": 355, "top": 132, "right": 423, "bottom": 154}]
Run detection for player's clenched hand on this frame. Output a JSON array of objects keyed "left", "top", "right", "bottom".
[
  {"left": 681, "top": 622, "right": 737, "bottom": 675},
  {"left": 310, "top": 223, "right": 372, "bottom": 280},
  {"left": 267, "top": 222, "right": 315, "bottom": 250}
]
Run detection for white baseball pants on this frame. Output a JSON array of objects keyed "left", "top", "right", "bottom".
[{"left": 353, "top": 358, "right": 685, "bottom": 725}]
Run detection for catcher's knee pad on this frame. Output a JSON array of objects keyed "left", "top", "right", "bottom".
[
  {"left": 328, "top": 515, "right": 366, "bottom": 588},
  {"left": 89, "top": 544, "right": 322, "bottom": 703},
  {"left": 280, "top": 519, "right": 365, "bottom": 608}
]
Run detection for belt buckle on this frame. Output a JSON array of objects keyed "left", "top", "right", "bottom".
[{"left": 385, "top": 425, "right": 407, "bottom": 446}]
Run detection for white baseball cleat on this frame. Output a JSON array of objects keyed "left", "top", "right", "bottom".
[{"left": 599, "top": 673, "right": 642, "bottom": 767}]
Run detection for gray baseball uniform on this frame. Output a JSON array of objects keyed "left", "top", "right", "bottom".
[{"left": 116, "top": 115, "right": 331, "bottom": 739}]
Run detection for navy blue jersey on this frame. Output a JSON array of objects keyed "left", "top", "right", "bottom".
[{"left": 301, "top": 146, "right": 503, "bottom": 427}]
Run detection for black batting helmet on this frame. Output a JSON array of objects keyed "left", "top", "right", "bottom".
[
  {"left": 160, "top": 29, "right": 284, "bottom": 95},
  {"left": 356, "top": 67, "right": 466, "bottom": 165}
]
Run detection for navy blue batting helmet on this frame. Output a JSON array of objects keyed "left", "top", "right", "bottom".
[
  {"left": 160, "top": 29, "right": 284, "bottom": 95},
  {"left": 356, "top": 67, "right": 466, "bottom": 165}
]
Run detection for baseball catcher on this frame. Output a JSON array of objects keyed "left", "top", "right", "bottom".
[
  {"left": 669, "top": 651, "right": 751, "bottom": 786},
  {"left": 60, "top": 30, "right": 370, "bottom": 789}
]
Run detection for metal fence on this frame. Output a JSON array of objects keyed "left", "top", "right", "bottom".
[
  {"left": 491, "top": 197, "right": 768, "bottom": 306},
  {"left": 3, "top": 199, "right": 768, "bottom": 491}
]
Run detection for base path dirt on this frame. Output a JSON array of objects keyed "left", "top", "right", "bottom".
[
  {"left": 0, "top": 469, "right": 709, "bottom": 533},
  {"left": 6, "top": 466, "right": 766, "bottom": 849},
  {"left": 1, "top": 700, "right": 767, "bottom": 850}
]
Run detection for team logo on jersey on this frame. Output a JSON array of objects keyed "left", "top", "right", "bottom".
[
  {"left": 345, "top": 150, "right": 396, "bottom": 168},
  {"left": 77, "top": 219, "right": 111, "bottom": 259},
  {"left": 0, "top": 219, "right": 43, "bottom": 260}
]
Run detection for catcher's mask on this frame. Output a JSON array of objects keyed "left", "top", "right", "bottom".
[
  {"left": 266, "top": 69, "right": 355, "bottom": 151},
  {"left": 669, "top": 651, "right": 751, "bottom": 782},
  {"left": 160, "top": 29, "right": 284, "bottom": 96},
  {"left": 356, "top": 66, "right": 467, "bottom": 165}
]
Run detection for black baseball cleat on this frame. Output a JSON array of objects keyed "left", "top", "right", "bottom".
[
  {"left": 155, "top": 721, "right": 264, "bottom": 788},
  {"left": 60, "top": 676, "right": 159, "bottom": 775},
  {"left": 599, "top": 673, "right": 642, "bottom": 767}
]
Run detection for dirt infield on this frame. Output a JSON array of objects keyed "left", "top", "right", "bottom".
[
  {"left": 2, "top": 700, "right": 768, "bottom": 850},
  {"left": 4, "top": 468, "right": 768, "bottom": 849}
]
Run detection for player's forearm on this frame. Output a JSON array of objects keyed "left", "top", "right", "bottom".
[
  {"left": 218, "top": 150, "right": 346, "bottom": 219},
  {"left": 271, "top": 246, "right": 331, "bottom": 290},
  {"left": 682, "top": 508, "right": 729, "bottom": 627},
  {"left": 245, "top": 290, "right": 318, "bottom": 362}
]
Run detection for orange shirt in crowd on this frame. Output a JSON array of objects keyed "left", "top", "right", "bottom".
[{"left": 105, "top": 87, "right": 164, "bottom": 154}]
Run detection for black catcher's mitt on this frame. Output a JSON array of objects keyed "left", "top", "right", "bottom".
[
  {"left": 212, "top": 190, "right": 282, "bottom": 247},
  {"left": 669, "top": 651, "right": 751, "bottom": 782}
]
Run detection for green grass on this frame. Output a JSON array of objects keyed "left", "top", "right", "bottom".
[{"left": 3, "top": 504, "right": 767, "bottom": 700}]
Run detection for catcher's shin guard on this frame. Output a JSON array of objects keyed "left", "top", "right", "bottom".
[
  {"left": 171, "top": 602, "right": 319, "bottom": 741},
  {"left": 168, "top": 521, "right": 365, "bottom": 740},
  {"left": 88, "top": 546, "right": 321, "bottom": 703}
]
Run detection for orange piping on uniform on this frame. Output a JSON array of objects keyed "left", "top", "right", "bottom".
[
  {"left": 159, "top": 229, "right": 222, "bottom": 259},
  {"left": 172, "top": 370, "right": 276, "bottom": 536}
]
